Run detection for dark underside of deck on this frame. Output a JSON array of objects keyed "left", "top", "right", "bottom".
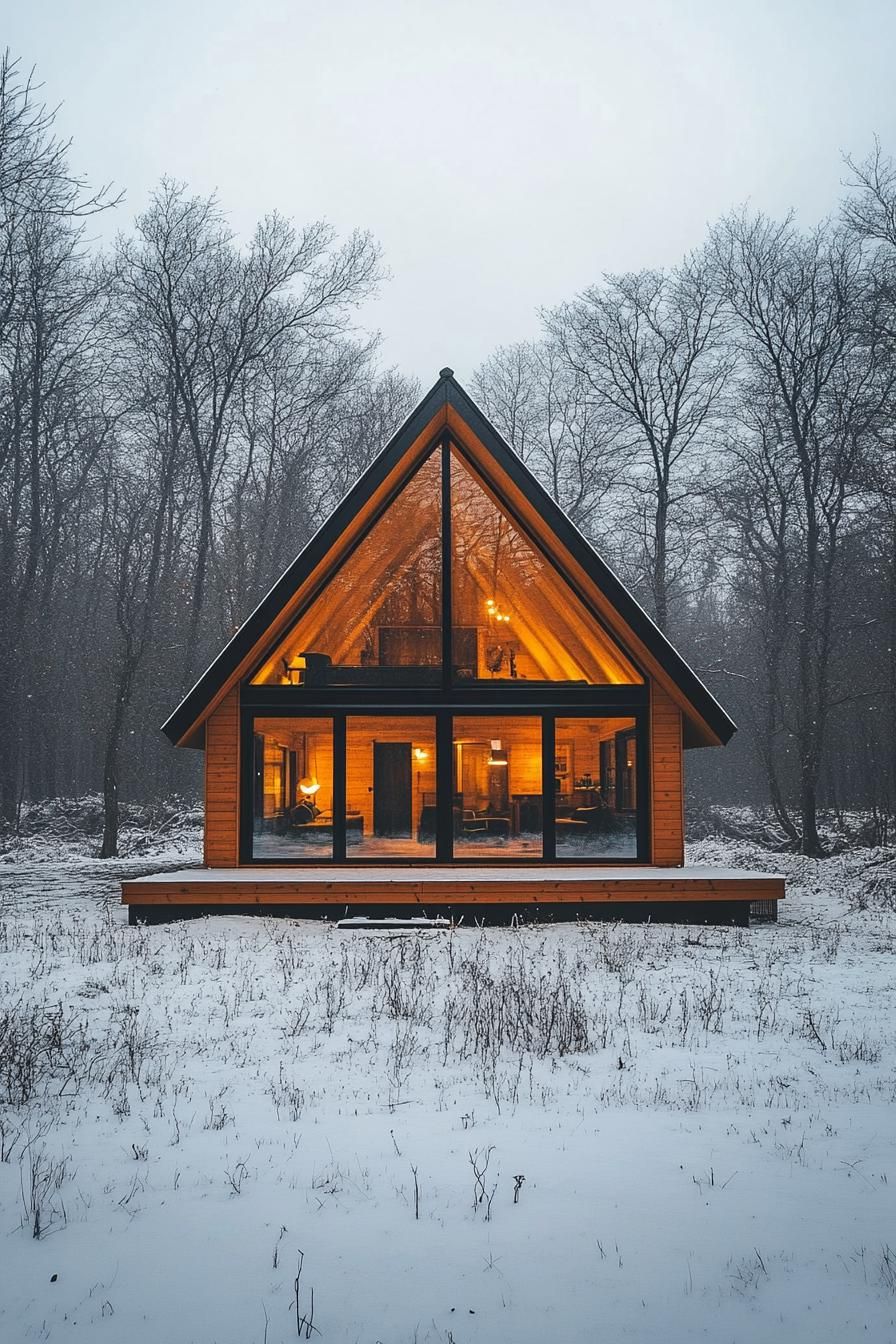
[{"left": 121, "top": 866, "right": 784, "bottom": 926}]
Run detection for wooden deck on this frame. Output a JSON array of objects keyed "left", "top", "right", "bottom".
[{"left": 121, "top": 865, "right": 784, "bottom": 925}]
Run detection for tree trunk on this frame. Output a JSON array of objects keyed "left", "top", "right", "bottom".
[
  {"left": 99, "top": 692, "right": 128, "bottom": 859},
  {"left": 799, "top": 773, "right": 823, "bottom": 857},
  {"left": 653, "top": 488, "right": 669, "bottom": 632}
]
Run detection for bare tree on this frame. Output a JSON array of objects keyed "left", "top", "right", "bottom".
[
  {"left": 472, "top": 340, "right": 625, "bottom": 540},
  {"left": 842, "top": 142, "right": 896, "bottom": 808},
  {"left": 0, "top": 50, "right": 119, "bottom": 221},
  {"left": 545, "top": 258, "right": 730, "bottom": 631},
  {"left": 115, "top": 180, "right": 382, "bottom": 682},
  {"left": 0, "top": 215, "right": 114, "bottom": 817},
  {"left": 712, "top": 211, "right": 893, "bottom": 852}
]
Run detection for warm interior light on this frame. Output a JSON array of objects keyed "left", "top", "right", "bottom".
[
  {"left": 299, "top": 776, "right": 320, "bottom": 796},
  {"left": 485, "top": 597, "right": 512, "bottom": 624},
  {"left": 282, "top": 654, "right": 307, "bottom": 685},
  {"left": 413, "top": 747, "right": 429, "bottom": 762},
  {"left": 487, "top": 741, "right": 508, "bottom": 767}
]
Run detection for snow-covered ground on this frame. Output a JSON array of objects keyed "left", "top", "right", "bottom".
[{"left": 1, "top": 827, "right": 895, "bottom": 1343}]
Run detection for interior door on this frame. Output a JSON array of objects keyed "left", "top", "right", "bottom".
[{"left": 373, "top": 741, "right": 412, "bottom": 837}]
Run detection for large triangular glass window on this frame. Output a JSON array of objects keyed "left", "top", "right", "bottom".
[
  {"left": 252, "top": 451, "right": 442, "bottom": 686},
  {"left": 450, "top": 447, "right": 642, "bottom": 684}
]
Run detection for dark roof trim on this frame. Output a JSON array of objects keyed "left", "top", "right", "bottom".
[
  {"left": 442, "top": 377, "right": 736, "bottom": 745},
  {"left": 162, "top": 369, "right": 736, "bottom": 748},
  {"left": 161, "top": 377, "right": 450, "bottom": 746}
]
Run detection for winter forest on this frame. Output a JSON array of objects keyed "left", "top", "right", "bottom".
[{"left": 2, "top": 50, "right": 895, "bottom": 857}]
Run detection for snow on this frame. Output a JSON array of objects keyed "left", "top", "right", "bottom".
[
  {"left": 1, "top": 831, "right": 895, "bottom": 1343},
  {"left": 127, "top": 862, "right": 783, "bottom": 884},
  {"left": 337, "top": 916, "right": 453, "bottom": 929}
]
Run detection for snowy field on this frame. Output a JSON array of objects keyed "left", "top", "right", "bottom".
[{"left": 1, "top": 822, "right": 895, "bottom": 1343}]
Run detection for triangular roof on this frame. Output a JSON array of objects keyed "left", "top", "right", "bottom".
[{"left": 162, "top": 369, "right": 736, "bottom": 749}]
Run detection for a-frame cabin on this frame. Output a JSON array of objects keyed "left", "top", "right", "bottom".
[{"left": 122, "top": 369, "right": 783, "bottom": 923}]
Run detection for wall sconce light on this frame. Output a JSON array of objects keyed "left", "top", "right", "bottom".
[
  {"left": 413, "top": 747, "right": 429, "bottom": 762},
  {"left": 299, "top": 776, "right": 321, "bottom": 796}
]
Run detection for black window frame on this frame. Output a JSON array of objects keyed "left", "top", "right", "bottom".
[
  {"left": 240, "top": 702, "right": 650, "bottom": 866},
  {"left": 246, "top": 432, "right": 647, "bottom": 693}
]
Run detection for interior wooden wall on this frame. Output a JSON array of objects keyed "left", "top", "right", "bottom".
[
  {"left": 204, "top": 687, "right": 240, "bottom": 866},
  {"left": 453, "top": 716, "right": 542, "bottom": 809},
  {"left": 650, "top": 684, "right": 684, "bottom": 865},
  {"left": 555, "top": 717, "right": 634, "bottom": 792},
  {"left": 254, "top": 717, "right": 335, "bottom": 818}
]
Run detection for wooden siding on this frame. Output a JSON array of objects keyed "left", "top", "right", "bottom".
[
  {"left": 204, "top": 687, "right": 240, "bottom": 865},
  {"left": 651, "top": 683, "right": 684, "bottom": 866}
]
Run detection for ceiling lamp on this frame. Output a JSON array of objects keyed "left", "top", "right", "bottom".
[{"left": 485, "top": 598, "right": 512, "bottom": 624}]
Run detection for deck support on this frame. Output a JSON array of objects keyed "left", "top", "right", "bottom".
[{"left": 127, "top": 899, "right": 756, "bottom": 927}]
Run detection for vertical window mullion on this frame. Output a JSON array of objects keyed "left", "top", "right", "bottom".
[
  {"left": 333, "top": 715, "right": 347, "bottom": 861},
  {"left": 441, "top": 434, "right": 452, "bottom": 691},
  {"left": 435, "top": 712, "right": 454, "bottom": 862},
  {"left": 542, "top": 714, "right": 556, "bottom": 862}
]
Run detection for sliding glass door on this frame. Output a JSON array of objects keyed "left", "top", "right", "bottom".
[
  {"left": 554, "top": 717, "right": 638, "bottom": 859},
  {"left": 345, "top": 716, "right": 437, "bottom": 858},
  {"left": 452, "top": 716, "right": 543, "bottom": 858},
  {"left": 251, "top": 717, "right": 334, "bottom": 859}
]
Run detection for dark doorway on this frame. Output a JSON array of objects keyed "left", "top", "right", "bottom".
[{"left": 373, "top": 741, "right": 412, "bottom": 837}]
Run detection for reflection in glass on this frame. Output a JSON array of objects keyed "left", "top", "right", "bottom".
[
  {"left": 345, "top": 716, "right": 437, "bottom": 857},
  {"left": 450, "top": 448, "right": 642, "bottom": 685},
  {"left": 253, "top": 452, "right": 442, "bottom": 686},
  {"left": 251, "top": 718, "right": 334, "bottom": 858},
  {"left": 453, "top": 716, "right": 542, "bottom": 857},
  {"left": 555, "top": 717, "right": 638, "bottom": 859}
]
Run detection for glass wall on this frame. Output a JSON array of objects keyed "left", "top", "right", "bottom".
[
  {"left": 554, "top": 717, "right": 638, "bottom": 859},
  {"left": 252, "top": 452, "right": 442, "bottom": 686},
  {"left": 251, "top": 718, "right": 334, "bottom": 858},
  {"left": 246, "top": 713, "right": 643, "bottom": 864},
  {"left": 253, "top": 446, "right": 643, "bottom": 689},
  {"left": 452, "top": 716, "right": 543, "bottom": 857},
  {"left": 450, "top": 448, "right": 642, "bottom": 685},
  {"left": 345, "top": 716, "right": 437, "bottom": 858}
]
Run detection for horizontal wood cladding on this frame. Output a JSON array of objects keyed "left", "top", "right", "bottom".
[
  {"left": 204, "top": 687, "right": 240, "bottom": 865},
  {"left": 122, "top": 875, "right": 783, "bottom": 907},
  {"left": 651, "top": 684, "right": 684, "bottom": 866}
]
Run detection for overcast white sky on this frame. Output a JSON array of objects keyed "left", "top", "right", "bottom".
[{"left": 7, "top": 0, "right": 896, "bottom": 385}]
